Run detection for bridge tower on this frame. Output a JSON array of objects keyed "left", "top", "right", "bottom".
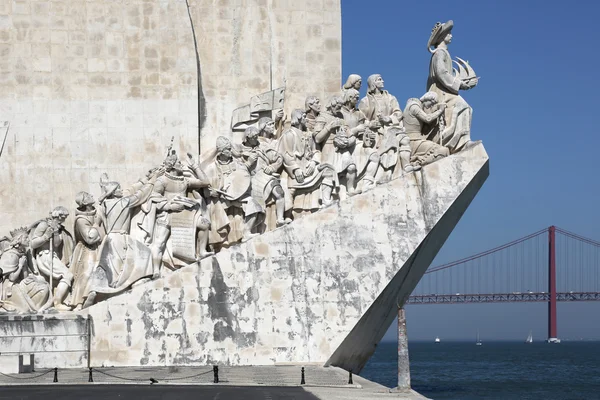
[{"left": 547, "top": 226, "right": 559, "bottom": 343}]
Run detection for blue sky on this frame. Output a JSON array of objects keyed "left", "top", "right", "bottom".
[{"left": 340, "top": 0, "right": 600, "bottom": 341}]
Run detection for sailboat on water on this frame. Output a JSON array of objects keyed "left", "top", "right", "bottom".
[
  {"left": 525, "top": 330, "right": 533, "bottom": 344},
  {"left": 434, "top": 336, "right": 441, "bottom": 344},
  {"left": 476, "top": 330, "right": 482, "bottom": 346}
]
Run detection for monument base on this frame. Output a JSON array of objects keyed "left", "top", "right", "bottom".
[{"left": 0, "top": 314, "right": 90, "bottom": 372}]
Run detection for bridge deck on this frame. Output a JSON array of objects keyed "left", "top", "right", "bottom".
[{"left": 407, "top": 292, "right": 600, "bottom": 304}]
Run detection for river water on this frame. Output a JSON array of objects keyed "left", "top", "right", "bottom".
[{"left": 361, "top": 341, "right": 600, "bottom": 399}]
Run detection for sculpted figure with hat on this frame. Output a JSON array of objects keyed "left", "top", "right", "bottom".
[
  {"left": 69, "top": 191, "right": 104, "bottom": 310},
  {"left": 427, "top": 20, "right": 479, "bottom": 153}
]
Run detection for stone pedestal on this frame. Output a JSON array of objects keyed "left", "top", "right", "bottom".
[{"left": 0, "top": 314, "right": 90, "bottom": 371}]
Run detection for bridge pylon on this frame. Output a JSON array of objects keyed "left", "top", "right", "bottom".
[{"left": 547, "top": 226, "right": 559, "bottom": 343}]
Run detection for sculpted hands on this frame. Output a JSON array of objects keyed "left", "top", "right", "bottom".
[
  {"left": 208, "top": 187, "right": 220, "bottom": 198},
  {"left": 460, "top": 77, "right": 478, "bottom": 90},
  {"left": 369, "top": 119, "right": 381, "bottom": 130},
  {"left": 185, "top": 152, "right": 198, "bottom": 169},
  {"left": 327, "top": 118, "right": 343, "bottom": 131},
  {"left": 378, "top": 115, "right": 392, "bottom": 125},
  {"left": 294, "top": 169, "right": 305, "bottom": 183},
  {"left": 247, "top": 151, "right": 259, "bottom": 164},
  {"left": 274, "top": 109, "right": 284, "bottom": 123},
  {"left": 305, "top": 161, "right": 316, "bottom": 176}
]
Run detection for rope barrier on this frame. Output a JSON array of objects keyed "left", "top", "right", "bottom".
[
  {"left": 0, "top": 368, "right": 54, "bottom": 380},
  {"left": 161, "top": 368, "right": 213, "bottom": 381},
  {"left": 93, "top": 368, "right": 154, "bottom": 382}
]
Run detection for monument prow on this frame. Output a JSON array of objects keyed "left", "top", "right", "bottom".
[{"left": 85, "top": 143, "right": 488, "bottom": 368}]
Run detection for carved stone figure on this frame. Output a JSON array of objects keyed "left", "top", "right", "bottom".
[
  {"left": 0, "top": 228, "right": 50, "bottom": 313},
  {"left": 205, "top": 137, "right": 265, "bottom": 248},
  {"left": 278, "top": 109, "right": 337, "bottom": 215},
  {"left": 342, "top": 88, "right": 380, "bottom": 191},
  {"left": 128, "top": 167, "right": 167, "bottom": 246},
  {"left": 358, "top": 74, "right": 402, "bottom": 127},
  {"left": 257, "top": 116, "right": 283, "bottom": 141},
  {"left": 152, "top": 152, "right": 213, "bottom": 269},
  {"left": 427, "top": 20, "right": 479, "bottom": 153},
  {"left": 304, "top": 96, "right": 321, "bottom": 133},
  {"left": 240, "top": 126, "right": 291, "bottom": 229},
  {"left": 29, "top": 206, "right": 74, "bottom": 311},
  {"left": 69, "top": 192, "right": 103, "bottom": 310},
  {"left": 342, "top": 74, "right": 362, "bottom": 91},
  {"left": 402, "top": 92, "right": 450, "bottom": 168},
  {"left": 358, "top": 74, "right": 415, "bottom": 178},
  {"left": 314, "top": 96, "right": 359, "bottom": 195},
  {"left": 86, "top": 174, "right": 157, "bottom": 306}
]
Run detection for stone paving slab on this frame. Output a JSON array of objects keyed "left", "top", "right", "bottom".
[{"left": 0, "top": 365, "right": 430, "bottom": 399}]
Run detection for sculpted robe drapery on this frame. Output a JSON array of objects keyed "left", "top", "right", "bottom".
[
  {"left": 427, "top": 47, "right": 472, "bottom": 151},
  {"left": 29, "top": 220, "right": 74, "bottom": 287},
  {"left": 205, "top": 158, "right": 264, "bottom": 246},
  {"left": 403, "top": 98, "right": 449, "bottom": 166},
  {"left": 93, "top": 189, "right": 155, "bottom": 299},
  {"left": 342, "top": 106, "right": 377, "bottom": 179},
  {"left": 314, "top": 112, "right": 355, "bottom": 175},
  {"left": 240, "top": 138, "right": 288, "bottom": 232},
  {"left": 278, "top": 126, "right": 336, "bottom": 212},
  {"left": 358, "top": 91, "right": 402, "bottom": 171},
  {"left": 69, "top": 210, "right": 103, "bottom": 308},
  {"left": 0, "top": 249, "right": 49, "bottom": 313}
]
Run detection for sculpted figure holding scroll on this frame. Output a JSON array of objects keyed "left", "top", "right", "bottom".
[{"left": 152, "top": 151, "right": 213, "bottom": 269}]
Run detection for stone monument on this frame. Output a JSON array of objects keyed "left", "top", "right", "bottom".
[{"left": 0, "top": 4, "right": 486, "bottom": 389}]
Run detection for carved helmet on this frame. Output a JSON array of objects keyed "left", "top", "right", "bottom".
[
  {"left": 428, "top": 20, "right": 454, "bottom": 52},
  {"left": 215, "top": 136, "right": 232, "bottom": 153}
]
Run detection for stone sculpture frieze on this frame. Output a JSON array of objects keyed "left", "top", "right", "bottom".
[{"left": 0, "top": 19, "right": 481, "bottom": 313}]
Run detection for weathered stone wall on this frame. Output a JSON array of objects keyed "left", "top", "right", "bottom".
[
  {"left": 0, "top": 0, "right": 341, "bottom": 235},
  {"left": 85, "top": 144, "right": 489, "bottom": 368},
  {"left": 0, "top": 314, "right": 89, "bottom": 371}
]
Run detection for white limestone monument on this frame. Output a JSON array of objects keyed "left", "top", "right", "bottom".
[{"left": 0, "top": 3, "right": 486, "bottom": 380}]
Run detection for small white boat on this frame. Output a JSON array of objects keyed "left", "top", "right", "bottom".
[
  {"left": 525, "top": 330, "right": 533, "bottom": 344},
  {"left": 434, "top": 336, "right": 441, "bottom": 344},
  {"left": 547, "top": 337, "right": 561, "bottom": 344},
  {"left": 476, "top": 330, "right": 482, "bottom": 346}
]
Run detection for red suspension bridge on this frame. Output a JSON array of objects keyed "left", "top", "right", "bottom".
[{"left": 407, "top": 226, "right": 600, "bottom": 342}]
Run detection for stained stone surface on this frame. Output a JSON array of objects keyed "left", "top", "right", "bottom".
[
  {"left": 0, "top": 0, "right": 341, "bottom": 235},
  {"left": 0, "top": 314, "right": 89, "bottom": 372},
  {"left": 85, "top": 143, "right": 489, "bottom": 368}
]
